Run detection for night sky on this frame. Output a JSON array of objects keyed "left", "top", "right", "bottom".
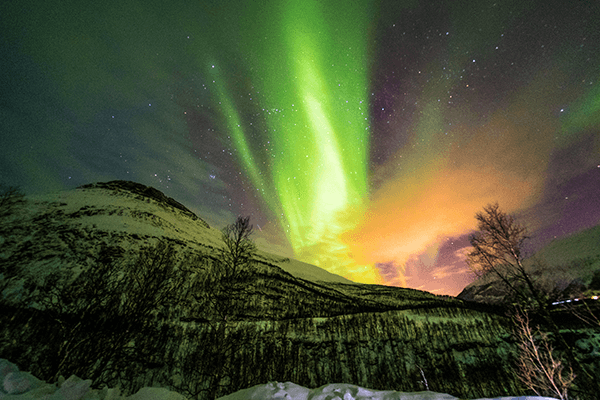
[{"left": 1, "top": 0, "right": 599, "bottom": 295}]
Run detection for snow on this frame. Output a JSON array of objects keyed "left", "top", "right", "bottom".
[
  {"left": 20, "top": 187, "right": 353, "bottom": 287},
  {"left": 0, "top": 359, "right": 186, "bottom": 400},
  {"left": 266, "top": 257, "right": 354, "bottom": 284},
  {"left": 0, "top": 359, "right": 557, "bottom": 400},
  {"left": 217, "top": 382, "right": 557, "bottom": 400}
]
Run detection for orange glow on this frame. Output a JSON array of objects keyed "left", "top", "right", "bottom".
[{"left": 341, "top": 69, "right": 564, "bottom": 290}]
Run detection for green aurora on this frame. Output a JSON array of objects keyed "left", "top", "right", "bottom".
[
  {"left": 1, "top": 0, "right": 599, "bottom": 293},
  {"left": 210, "top": 0, "right": 375, "bottom": 280}
]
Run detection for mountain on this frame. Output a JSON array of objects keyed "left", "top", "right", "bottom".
[
  {"left": 0, "top": 180, "right": 350, "bottom": 295},
  {"left": 0, "top": 181, "right": 597, "bottom": 399},
  {"left": 457, "top": 224, "right": 600, "bottom": 304}
]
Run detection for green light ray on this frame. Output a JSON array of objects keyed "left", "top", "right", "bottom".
[
  {"left": 208, "top": 62, "right": 266, "bottom": 193},
  {"left": 273, "top": 0, "right": 370, "bottom": 263},
  {"left": 224, "top": 0, "right": 374, "bottom": 279},
  {"left": 561, "top": 78, "right": 600, "bottom": 138}
]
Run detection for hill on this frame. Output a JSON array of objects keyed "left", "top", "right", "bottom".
[
  {"left": 0, "top": 180, "right": 351, "bottom": 294},
  {"left": 0, "top": 181, "right": 596, "bottom": 399}
]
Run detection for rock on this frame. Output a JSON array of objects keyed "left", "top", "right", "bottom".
[
  {"left": 0, "top": 360, "right": 44, "bottom": 395},
  {"left": 51, "top": 375, "right": 92, "bottom": 400},
  {"left": 0, "top": 360, "right": 18, "bottom": 384}
]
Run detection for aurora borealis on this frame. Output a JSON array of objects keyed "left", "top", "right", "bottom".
[
  {"left": 237, "top": 0, "right": 374, "bottom": 281},
  {"left": 1, "top": 0, "right": 599, "bottom": 295}
]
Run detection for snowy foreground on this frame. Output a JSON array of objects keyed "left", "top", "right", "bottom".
[
  {"left": 216, "top": 382, "right": 557, "bottom": 400},
  {"left": 0, "top": 359, "right": 556, "bottom": 400}
]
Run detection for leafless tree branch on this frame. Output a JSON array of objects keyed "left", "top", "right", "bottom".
[{"left": 513, "top": 310, "right": 575, "bottom": 399}]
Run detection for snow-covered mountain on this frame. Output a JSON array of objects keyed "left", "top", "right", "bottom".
[
  {"left": 0, "top": 181, "right": 594, "bottom": 400},
  {"left": 0, "top": 180, "right": 350, "bottom": 304}
]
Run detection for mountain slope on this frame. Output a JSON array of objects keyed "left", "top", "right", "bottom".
[
  {"left": 0, "top": 181, "right": 460, "bottom": 320},
  {"left": 0, "top": 180, "right": 351, "bottom": 302},
  {"left": 1, "top": 181, "right": 595, "bottom": 400}
]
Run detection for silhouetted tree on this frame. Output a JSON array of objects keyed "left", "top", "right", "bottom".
[
  {"left": 467, "top": 203, "right": 598, "bottom": 398},
  {"left": 466, "top": 203, "right": 543, "bottom": 307},
  {"left": 0, "top": 185, "right": 25, "bottom": 218},
  {"left": 513, "top": 310, "right": 575, "bottom": 400},
  {"left": 186, "top": 216, "right": 257, "bottom": 323},
  {"left": 20, "top": 241, "right": 192, "bottom": 384},
  {"left": 0, "top": 185, "right": 26, "bottom": 296},
  {"left": 220, "top": 216, "right": 256, "bottom": 280},
  {"left": 177, "top": 216, "right": 258, "bottom": 399}
]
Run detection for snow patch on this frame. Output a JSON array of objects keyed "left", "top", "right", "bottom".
[
  {"left": 218, "top": 381, "right": 557, "bottom": 400},
  {"left": 0, "top": 360, "right": 557, "bottom": 400}
]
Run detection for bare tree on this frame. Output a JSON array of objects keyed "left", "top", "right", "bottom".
[
  {"left": 513, "top": 310, "right": 575, "bottom": 399},
  {"left": 20, "top": 241, "right": 191, "bottom": 384},
  {"left": 0, "top": 185, "right": 25, "bottom": 218},
  {"left": 467, "top": 203, "right": 598, "bottom": 397},
  {"left": 219, "top": 215, "right": 256, "bottom": 281},
  {"left": 175, "top": 216, "right": 258, "bottom": 399},
  {"left": 0, "top": 185, "right": 26, "bottom": 296},
  {"left": 195, "top": 216, "right": 257, "bottom": 321},
  {"left": 466, "top": 203, "right": 544, "bottom": 307}
]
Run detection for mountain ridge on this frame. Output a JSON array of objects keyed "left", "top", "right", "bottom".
[
  {"left": 1, "top": 181, "right": 597, "bottom": 399},
  {"left": 0, "top": 180, "right": 353, "bottom": 301},
  {"left": 76, "top": 180, "right": 208, "bottom": 227}
]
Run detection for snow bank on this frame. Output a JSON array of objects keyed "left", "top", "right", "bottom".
[
  {"left": 0, "top": 359, "right": 556, "bottom": 400},
  {"left": 0, "top": 359, "right": 185, "bottom": 400},
  {"left": 217, "top": 381, "right": 558, "bottom": 400}
]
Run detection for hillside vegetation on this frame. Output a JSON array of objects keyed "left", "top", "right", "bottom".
[{"left": 1, "top": 182, "right": 597, "bottom": 400}]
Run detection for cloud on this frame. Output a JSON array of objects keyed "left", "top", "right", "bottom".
[
  {"left": 452, "top": 245, "right": 472, "bottom": 264},
  {"left": 432, "top": 264, "right": 472, "bottom": 280},
  {"left": 375, "top": 261, "right": 406, "bottom": 287},
  {"left": 342, "top": 68, "right": 567, "bottom": 289}
]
